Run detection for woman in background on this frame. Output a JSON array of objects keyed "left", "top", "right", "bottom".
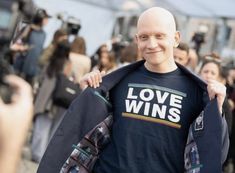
[
  {"left": 69, "top": 36, "right": 91, "bottom": 83},
  {"left": 92, "top": 50, "right": 117, "bottom": 74},
  {"left": 31, "top": 41, "right": 73, "bottom": 163},
  {"left": 198, "top": 53, "right": 233, "bottom": 172},
  {"left": 39, "top": 29, "right": 68, "bottom": 68}
]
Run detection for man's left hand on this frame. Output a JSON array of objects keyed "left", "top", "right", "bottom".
[{"left": 207, "top": 79, "right": 226, "bottom": 114}]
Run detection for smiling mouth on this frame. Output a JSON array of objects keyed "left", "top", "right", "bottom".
[{"left": 146, "top": 51, "right": 162, "bottom": 54}]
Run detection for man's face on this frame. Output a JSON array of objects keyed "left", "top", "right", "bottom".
[
  {"left": 42, "top": 18, "right": 49, "bottom": 26},
  {"left": 173, "top": 48, "right": 189, "bottom": 66},
  {"left": 136, "top": 12, "right": 179, "bottom": 70}
]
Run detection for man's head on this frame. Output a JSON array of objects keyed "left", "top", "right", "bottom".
[
  {"left": 174, "top": 42, "right": 189, "bottom": 66},
  {"left": 32, "top": 9, "right": 51, "bottom": 27},
  {"left": 135, "top": 7, "right": 180, "bottom": 72}
]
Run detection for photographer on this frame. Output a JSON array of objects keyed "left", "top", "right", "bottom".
[
  {"left": 0, "top": 0, "right": 35, "bottom": 64},
  {"left": 191, "top": 31, "right": 205, "bottom": 55},
  {"left": 12, "top": 8, "right": 51, "bottom": 85},
  {"left": 0, "top": 75, "right": 33, "bottom": 173}
]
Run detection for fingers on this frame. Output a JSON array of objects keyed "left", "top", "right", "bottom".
[
  {"left": 0, "top": 93, "right": 7, "bottom": 114},
  {"left": 0, "top": 97, "right": 4, "bottom": 107},
  {"left": 100, "top": 70, "right": 106, "bottom": 77},
  {"left": 80, "top": 70, "right": 106, "bottom": 89},
  {"left": 4, "top": 75, "right": 33, "bottom": 104},
  {"left": 207, "top": 79, "right": 226, "bottom": 99},
  {"left": 207, "top": 79, "right": 226, "bottom": 113},
  {"left": 0, "top": 75, "right": 33, "bottom": 121},
  {"left": 5, "top": 75, "right": 31, "bottom": 92},
  {"left": 207, "top": 81, "right": 216, "bottom": 100},
  {"left": 91, "top": 70, "right": 105, "bottom": 88},
  {"left": 90, "top": 70, "right": 100, "bottom": 88}
]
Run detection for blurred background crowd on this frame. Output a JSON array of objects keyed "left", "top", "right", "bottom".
[{"left": 1, "top": 0, "right": 235, "bottom": 173}]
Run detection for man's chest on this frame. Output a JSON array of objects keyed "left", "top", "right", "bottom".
[{"left": 111, "top": 75, "right": 203, "bottom": 130}]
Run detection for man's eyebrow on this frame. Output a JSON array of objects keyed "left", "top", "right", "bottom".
[
  {"left": 155, "top": 32, "right": 166, "bottom": 36},
  {"left": 136, "top": 33, "right": 146, "bottom": 36}
]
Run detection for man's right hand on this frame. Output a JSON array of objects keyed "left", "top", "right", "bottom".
[
  {"left": 79, "top": 70, "right": 106, "bottom": 90},
  {"left": 0, "top": 75, "right": 33, "bottom": 173}
]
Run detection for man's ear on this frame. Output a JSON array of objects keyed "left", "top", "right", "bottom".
[
  {"left": 135, "top": 34, "right": 138, "bottom": 43},
  {"left": 135, "top": 34, "right": 140, "bottom": 50},
  {"left": 174, "top": 31, "right": 181, "bottom": 48}
]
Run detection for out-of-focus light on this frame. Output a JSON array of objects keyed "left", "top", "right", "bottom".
[{"left": 122, "top": 1, "right": 140, "bottom": 11}]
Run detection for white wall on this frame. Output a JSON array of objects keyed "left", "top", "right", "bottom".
[{"left": 33, "top": 0, "right": 116, "bottom": 55}]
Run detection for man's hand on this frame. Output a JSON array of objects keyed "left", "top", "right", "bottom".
[
  {"left": 0, "top": 75, "right": 33, "bottom": 138},
  {"left": 10, "top": 43, "right": 29, "bottom": 52},
  {"left": 207, "top": 79, "right": 226, "bottom": 114},
  {"left": 79, "top": 70, "right": 106, "bottom": 90},
  {"left": 0, "top": 75, "right": 33, "bottom": 173}
]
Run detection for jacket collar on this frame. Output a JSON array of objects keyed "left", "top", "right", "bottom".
[{"left": 176, "top": 62, "right": 207, "bottom": 91}]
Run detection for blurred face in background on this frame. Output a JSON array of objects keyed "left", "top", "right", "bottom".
[
  {"left": 199, "top": 61, "right": 221, "bottom": 83},
  {"left": 227, "top": 68, "right": 235, "bottom": 85},
  {"left": 187, "top": 49, "right": 198, "bottom": 71},
  {"left": 100, "top": 51, "right": 109, "bottom": 66},
  {"left": 42, "top": 18, "right": 49, "bottom": 26},
  {"left": 100, "top": 45, "right": 108, "bottom": 54},
  {"left": 100, "top": 45, "right": 109, "bottom": 66},
  {"left": 173, "top": 48, "right": 189, "bottom": 66}
]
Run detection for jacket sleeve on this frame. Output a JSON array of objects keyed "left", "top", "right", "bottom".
[
  {"left": 187, "top": 98, "right": 230, "bottom": 172},
  {"left": 37, "top": 88, "right": 110, "bottom": 173},
  {"left": 221, "top": 115, "right": 229, "bottom": 163}
]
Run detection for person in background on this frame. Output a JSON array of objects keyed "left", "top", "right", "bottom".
[
  {"left": 199, "top": 54, "right": 233, "bottom": 134},
  {"left": 118, "top": 42, "right": 139, "bottom": 67},
  {"left": 39, "top": 29, "right": 68, "bottom": 68},
  {"left": 90, "top": 44, "right": 109, "bottom": 69},
  {"left": 173, "top": 42, "right": 190, "bottom": 67},
  {"left": 69, "top": 36, "right": 91, "bottom": 83},
  {"left": 228, "top": 66, "right": 235, "bottom": 173},
  {"left": 221, "top": 65, "right": 235, "bottom": 172},
  {"left": 191, "top": 31, "right": 205, "bottom": 55},
  {"left": 18, "top": 9, "right": 51, "bottom": 85},
  {"left": 174, "top": 44, "right": 199, "bottom": 73},
  {"left": 92, "top": 50, "right": 117, "bottom": 74},
  {"left": 198, "top": 54, "right": 233, "bottom": 172},
  {"left": 0, "top": 75, "right": 33, "bottom": 173},
  {"left": 31, "top": 41, "right": 73, "bottom": 163},
  {"left": 187, "top": 48, "right": 198, "bottom": 72}
]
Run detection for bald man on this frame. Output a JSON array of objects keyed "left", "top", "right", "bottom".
[{"left": 38, "top": 7, "right": 229, "bottom": 173}]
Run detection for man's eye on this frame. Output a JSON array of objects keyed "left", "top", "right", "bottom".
[
  {"left": 156, "top": 35, "right": 163, "bottom": 39},
  {"left": 140, "top": 35, "right": 148, "bottom": 40}
]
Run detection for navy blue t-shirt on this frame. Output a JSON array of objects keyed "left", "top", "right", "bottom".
[{"left": 93, "top": 65, "right": 204, "bottom": 173}]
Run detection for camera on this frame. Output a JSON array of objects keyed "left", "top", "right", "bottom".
[
  {"left": 0, "top": 0, "right": 35, "bottom": 50},
  {"left": 66, "top": 17, "right": 81, "bottom": 35},
  {"left": 0, "top": 58, "right": 14, "bottom": 103},
  {"left": 0, "top": 0, "right": 35, "bottom": 60},
  {"left": 57, "top": 14, "right": 81, "bottom": 35},
  {"left": 0, "top": 0, "right": 36, "bottom": 103}
]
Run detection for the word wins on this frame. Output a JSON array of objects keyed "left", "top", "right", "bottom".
[{"left": 125, "top": 86, "right": 185, "bottom": 123}]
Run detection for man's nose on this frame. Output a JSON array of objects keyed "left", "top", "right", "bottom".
[{"left": 147, "top": 36, "right": 158, "bottom": 49}]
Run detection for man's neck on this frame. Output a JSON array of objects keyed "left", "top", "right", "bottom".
[{"left": 144, "top": 60, "right": 178, "bottom": 73}]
